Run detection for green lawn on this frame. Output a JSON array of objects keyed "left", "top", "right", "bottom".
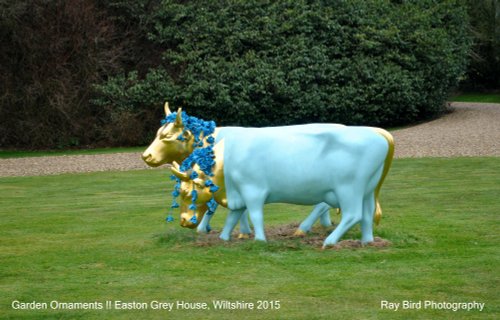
[
  {"left": 451, "top": 92, "right": 500, "bottom": 104},
  {"left": 1, "top": 158, "right": 498, "bottom": 319},
  {"left": 0, "top": 147, "right": 145, "bottom": 159}
]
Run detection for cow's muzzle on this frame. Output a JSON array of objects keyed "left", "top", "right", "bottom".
[
  {"left": 180, "top": 213, "right": 198, "bottom": 229},
  {"left": 141, "top": 152, "right": 161, "bottom": 167}
]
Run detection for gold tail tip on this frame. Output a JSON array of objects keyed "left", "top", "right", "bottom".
[{"left": 374, "top": 202, "right": 382, "bottom": 225}]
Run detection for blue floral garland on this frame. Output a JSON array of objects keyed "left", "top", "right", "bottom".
[
  {"left": 161, "top": 112, "right": 219, "bottom": 228},
  {"left": 161, "top": 111, "right": 216, "bottom": 147}
]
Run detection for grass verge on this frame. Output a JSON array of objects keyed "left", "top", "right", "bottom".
[
  {"left": 0, "top": 158, "right": 498, "bottom": 319},
  {"left": 451, "top": 92, "right": 500, "bottom": 103},
  {"left": 0, "top": 147, "right": 146, "bottom": 159}
]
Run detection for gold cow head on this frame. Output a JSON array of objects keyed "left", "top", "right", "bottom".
[{"left": 142, "top": 102, "right": 194, "bottom": 167}]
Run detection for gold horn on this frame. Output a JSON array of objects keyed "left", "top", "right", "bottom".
[
  {"left": 171, "top": 161, "right": 190, "bottom": 181},
  {"left": 174, "top": 108, "right": 183, "bottom": 127},
  {"left": 164, "top": 101, "right": 171, "bottom": 116}
]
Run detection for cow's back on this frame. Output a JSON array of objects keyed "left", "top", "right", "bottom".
[{"left": 218, "top": 124, "right": 389, "bottom": 209}]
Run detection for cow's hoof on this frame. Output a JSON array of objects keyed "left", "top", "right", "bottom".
[
  {"left": 322, "top": 239, "right": 337, "bottom": 248},
  {"left": 361, "top": 238, "right": 374, "bottom": 245},
  {"left": 293, "top": 229, "right": 307, "bottom": 237},
  {"left": 237, "top": 233, "right": 251, "bottom": 239}
]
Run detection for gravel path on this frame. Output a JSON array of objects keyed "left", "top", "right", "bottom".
[
  {"left": 1, "top": 102, "right": 498, "bottom": 177},
  {"left": 0, "top": 153, "right": 152, "bottom": 177},
  {"left": 393, "top": 102, "right": 500, "bottom": 158}
]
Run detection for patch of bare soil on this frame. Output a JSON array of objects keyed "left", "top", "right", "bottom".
[{"left": 193, "top": 222, "right": 391, "bottom": 250}]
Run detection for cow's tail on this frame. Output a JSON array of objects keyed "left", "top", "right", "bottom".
[{"left": 371, "top": 128, "right": 395, "bottom": 225}]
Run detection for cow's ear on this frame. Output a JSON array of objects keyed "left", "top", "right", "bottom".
[
  {"left": 182, "top": 130, "right": 192, "bottom": 141},
  {"left": 164, "top": 101, "right": 171, "bottom": 116},
  {"left": 174, "top": 108, "right": 183, "bottom": 127}
]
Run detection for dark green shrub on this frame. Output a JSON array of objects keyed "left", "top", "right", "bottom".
[
  {"left": 461, "top": 0, "right": 500, "bottom": 90},
  {"left": 96, "top": 0, "right": 470, "bottom": 129},
  {"left": 92, "top": 69, "right": 175, "bottom": 144},
  {"left": 0, "top": 0, "right": 130, "bottom": 148},
  {"left": 1, "top": 0, "right": 471, "bottom": 149}
]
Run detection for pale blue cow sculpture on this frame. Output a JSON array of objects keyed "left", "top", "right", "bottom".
[{"left": 171, "top": 123, "right": 394, "bottom": 247}]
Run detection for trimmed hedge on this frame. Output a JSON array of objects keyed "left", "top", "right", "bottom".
[
  {"left": 95, "top": 0, "right": 470, "bottom": 130},
  {"left": 1, "top": 0, "right": 470, "bottom": 148}
]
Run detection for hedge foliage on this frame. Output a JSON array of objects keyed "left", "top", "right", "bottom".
[
  {"left": 95, "top": 0, "right": 470, "bottom": 130},
  {"left": 1, "top": 0, "right": 471, "bottom": 148}
]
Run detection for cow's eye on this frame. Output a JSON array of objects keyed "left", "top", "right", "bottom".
[
  {"left": 180, "top": 187, "right": 189, "bottom": 196},
  {"left": 160, "top": 133, "right": 175, "bottom": 141},
  {"left": 193, "top": 179, "right": 205, "bottom": 189}
]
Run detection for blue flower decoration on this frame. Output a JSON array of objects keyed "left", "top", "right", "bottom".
[
  {"left": 166, "top": 214, "right": 174, "bottom": 222},
  {"left": 162, "top": 111, "right": 216, "bottom": 146},
  {"left": 190, "top": 215, "right": 198, "bottom": 224},
  {"left": 205, "top": 180, "right": 219, "bottom": 193},
  {"left": 205, "top": 180, "right": 213, "bottom": 186},
  {"left": 207, "top": 198, "right": 218, "bottom": 213},
  {"left": 190, "top": 171, "right": 199, "bottom": 180},
  {"left": 180, "top": 146, "right": 215, "bottom": 176}
]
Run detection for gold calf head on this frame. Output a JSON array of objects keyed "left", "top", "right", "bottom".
[{"left": 170, "top": 162, "right": 213, "bottom": 228}]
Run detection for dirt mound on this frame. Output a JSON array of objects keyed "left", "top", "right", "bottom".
[{"left": 193, "top": 222, "right": 391, "bottom": 250}]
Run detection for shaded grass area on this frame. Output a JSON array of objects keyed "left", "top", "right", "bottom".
[
  {"left": 451, "top": 92, "right": 500, "bottom": 103},
  {"left": 0, "top": 158, "right": 498, "bottom": 319},
  {"left": 0, "top": 147, "right": 145, "bottom": 159}
]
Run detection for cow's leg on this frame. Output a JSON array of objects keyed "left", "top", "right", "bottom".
[
  {"left": 237, "top": 210, "right": 252, "bottom": 239},
  {"left": 295, "top": 203, "right": 331, "bottom": 236},
  {"left": 361, "top": 194, "right": 376, "bottom": 244},
  {"left": 220, "top": 209, "right": 245, "bottom": 241},
  {"left": 244, "top": 201, "right": 266, "bottom": 241},
  {"left": 319, "top": 203, "right": 333, "bottom": 227},
  {"left": 196, "top": 211, "right": 212, "bottom": 234},
  {"left": 238, "top": 188, "right": 267, "bottom": 241},
  {"left": 323, "top": 190, "right": 363, "bottom": 247}
]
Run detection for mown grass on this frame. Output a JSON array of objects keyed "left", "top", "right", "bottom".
[
  {"left": 0, "top": 158, "right": 498, "bottom": 319},
  {"left": 451, "top": 92, "right": 500, "bottom": 103},
  {"left": 0, "top": 147, "right": 145, "bottom": 159}
]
